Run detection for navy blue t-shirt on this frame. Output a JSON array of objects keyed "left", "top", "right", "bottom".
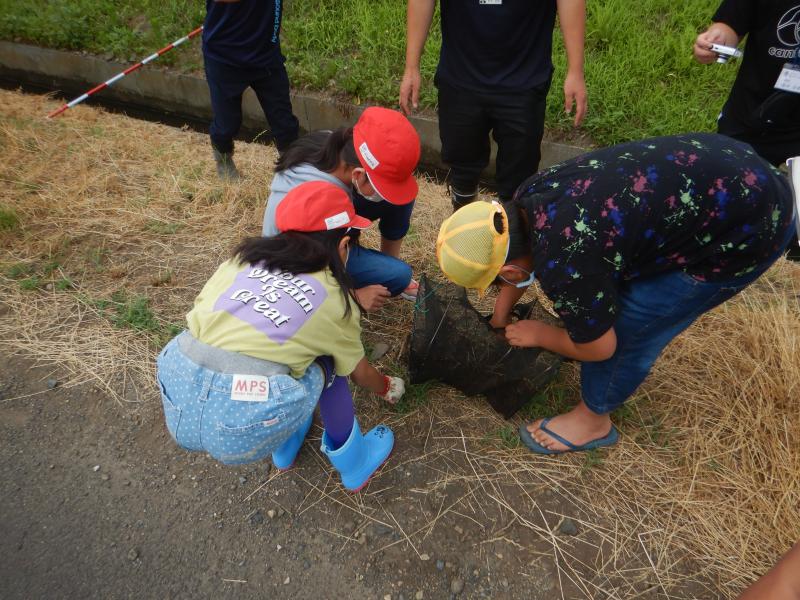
[
  {"left": 203, "top": 0, "right": 285, "bottom": 69},
  {"left": 435, "top": 0, "right": 557, "bottom": 92}
]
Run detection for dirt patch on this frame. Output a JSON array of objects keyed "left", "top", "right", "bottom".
[{"left": 1, "top": 352, "right": 645, "bottom": 600}]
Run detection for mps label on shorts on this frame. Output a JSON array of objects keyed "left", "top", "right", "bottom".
[{"left": 230, "top": 374, "right": 270, "bottom": 402}]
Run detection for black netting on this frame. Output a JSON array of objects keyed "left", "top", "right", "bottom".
[{"left": 408, "top": 275, "right": 564, "bottom": 418}]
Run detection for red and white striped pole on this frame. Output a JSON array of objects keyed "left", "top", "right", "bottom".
[{"left": 47, "top": 25, "right": 204, "bottom": 119}]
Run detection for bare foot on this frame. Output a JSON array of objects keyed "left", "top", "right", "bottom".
[{"left": 527, "top": 401, "right": 613, "bottom": 452}]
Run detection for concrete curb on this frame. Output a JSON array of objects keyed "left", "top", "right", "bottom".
[{"left": 0, "top": 41, "right": 586, "bottom": 173}]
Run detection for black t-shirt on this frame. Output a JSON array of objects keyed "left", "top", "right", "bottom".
[
  {"left": 515, "top": 133, "right": 794, "bottom": 343},
  {"left": 435, "top": 0, "right": 557, "bottom": 92},
  {"left": 714, "top": 0, "right": 800, "bottom": 138},
  {"left": 202, "top": 0, "right": 284, "bottom": 69}
]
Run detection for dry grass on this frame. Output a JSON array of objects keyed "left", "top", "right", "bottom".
[{"left": 1, "top": 89, "right": 799, "bottom": 598}]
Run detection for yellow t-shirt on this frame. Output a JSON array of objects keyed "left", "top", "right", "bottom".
[{"left": 186, "top": 260, "right": 364, "bottom": 378}]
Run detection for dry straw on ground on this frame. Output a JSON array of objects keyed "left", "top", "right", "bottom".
[{"left": 1, "top": 89, "right": 798, "bottom": 598}]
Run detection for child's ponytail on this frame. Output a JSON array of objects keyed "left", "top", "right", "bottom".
[{"left": 275, "top": 127, "right": 360, "bottom": 174}]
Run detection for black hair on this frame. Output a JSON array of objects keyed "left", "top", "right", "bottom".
[
  {"left": 502, "top": 199, "right": 530, "bottom": 261},
  {"left": 275, "top": 127, "right": 360, "bottom": 173},
  {"left": 493, "top": 212, "right": 505, "bottom": 234},
  {"left": 232, "top": 229, "right": 362, "bottom": 319}
]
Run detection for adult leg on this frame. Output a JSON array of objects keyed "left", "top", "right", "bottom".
[
  {"left": 347, "top": 245, "right": 412, "bottom": 297},
  {"left": 490, "top": 79, "right": 550, "bottom": 202},
  {"left": 204, "top": 56, "right": 247, "bottom": 179},
  {"left": 436, "top": 80, "right": 491, "bottom": 210},
  {"left": 251, "top": 63, "right": 300, "bottom": 152},
  {"left": 204, "top": 57, "right": 248, "bottom": 154}
]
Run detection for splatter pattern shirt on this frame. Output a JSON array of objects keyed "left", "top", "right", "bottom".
[{"left": 515, "top": 133, "right": 793, "bottom": 343}]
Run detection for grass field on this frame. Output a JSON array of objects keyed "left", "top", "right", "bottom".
[{"left": 0, "top": 0, "right": 736, "bottom": 146}]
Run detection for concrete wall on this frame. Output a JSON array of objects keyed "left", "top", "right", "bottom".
[{"left": 0, "top": 41, "right": 586, "bottom": 174}]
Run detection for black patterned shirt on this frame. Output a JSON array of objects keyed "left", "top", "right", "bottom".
[{"left": 515, "top": 133, "right": 793, "bottom": 343}]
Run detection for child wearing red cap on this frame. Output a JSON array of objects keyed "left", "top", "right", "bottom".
[
  {"left": 157, "top": 181, "right": 404, "bottom": 492},
  {"left": 262, "top": 107, "right": 422, "bottom": 312}
]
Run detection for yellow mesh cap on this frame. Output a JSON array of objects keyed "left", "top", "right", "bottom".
[{"left": 436, "top": 201, "right": 509, "bottom": 295}]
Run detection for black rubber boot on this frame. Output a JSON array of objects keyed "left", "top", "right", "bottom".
[{"left": 212, "top": 147, "right": 241, "bottom": 182}]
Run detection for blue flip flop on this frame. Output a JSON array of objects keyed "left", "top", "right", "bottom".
[{"left": 519, "top": 417, "right": 619, "bottom": 455}]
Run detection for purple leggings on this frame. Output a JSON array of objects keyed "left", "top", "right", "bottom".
[{"left": 316, "top": 358, "right": 354, "bottom": 449}]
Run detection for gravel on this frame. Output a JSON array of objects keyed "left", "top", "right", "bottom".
[
  {"left": 450, "top": 578, "right": 464, "bottom": 595},
  {"left": 557, "top": 517, "right": 578, "bottom": 536}
]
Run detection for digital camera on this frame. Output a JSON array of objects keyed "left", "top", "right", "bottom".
[{"left": 710, "top": 43, "right": 743, "bottom": 64}]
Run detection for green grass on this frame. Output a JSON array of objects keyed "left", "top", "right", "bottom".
[
  {"left": 0, "top": 0, "right": 732, "bottom": 144},
  {"left": 4, "top": 263, "right": 34, "bottom": 279},
  {"left": 145, "top": 220, "right": 182, "bottom": 235},
  {"left": 79, "top": 289, "right": 181, "bottom": 345},
  {"left": 0, "top": 206, "right": 20, "bottom": 231},
  {"left": 487, "top": 424, "right": 521, "bottom": 450},
  {"left": 19, "top": 276, "right": 41, "bottom": 291},
  {"left": 109, "top": 290, "right": 160, "bottom": 332},
  {"left": 85, "top": 246, "right": 108, "bottom": 272},
  {"left": 393, "top": 380, "right": 435, "bottom": 414},
  {"left": 520, "top": 381, "right": 572, "bottom": 421}
]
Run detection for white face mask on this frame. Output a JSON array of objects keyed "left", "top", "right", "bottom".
[
  {"left": 498, "top": 265, "right": 535, "bottom": 288},
  {"left": 352, "top": 174, "right": 384, "bottom": 203}
]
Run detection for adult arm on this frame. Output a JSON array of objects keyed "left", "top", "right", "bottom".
[
  {"left": 693, "top": 22, "right": 740, "bottom": 64},
  {"left": 556, "top": 0, "right": 587, "bottom": 127},
  {"left": 505, "top": 320, "right": 617, "bottom": 361},
  {"left": 694, "top": 0, "right": 753, "bottom": 64},
  {"left": 399, "top": 0, "right": 436, "bottom": 115}
]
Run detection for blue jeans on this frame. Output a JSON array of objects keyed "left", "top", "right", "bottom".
[
  {"left": 347, "top": 245, "right": 412, "bottom": 297},
  {"left": 156, "top": 336, "right": 323, "bottom": 465},
  {"left": 581, "top": 245, "right": 789, "bottom": 414}
]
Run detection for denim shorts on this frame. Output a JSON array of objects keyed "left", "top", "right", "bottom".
[
  {"left": 346, "top": 245, "right": 413, "bottom": 296},
  {"left": 156, "top": 336, "right": 324, "bottom": 465}
]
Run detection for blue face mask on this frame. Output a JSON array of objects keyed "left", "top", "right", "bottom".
[{"left": 498, "top": 265, "right": 535, "bottom": 288}]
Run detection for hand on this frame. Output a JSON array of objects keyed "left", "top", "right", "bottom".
[
  {"left": 505, "top": 320, "right": 546, "bottom": 348},
  {"left": 355, "top": 285, "right": 391, "bottom": 312},
  {"left": 693, "top": 24, "right": 738, "bottom": 64},
  {"left": 563, "top": 71, "right": 587, "bottom": 127},
  {"left": 380, "top": 376, "right": 405, "bottom": 404},
  {"left": 399, "top": 67, "right": 421, "bottom": 116}
]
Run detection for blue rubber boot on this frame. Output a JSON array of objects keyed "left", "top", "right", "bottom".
[
  {"left": 271, "top": 414, "right": 313, "bottom": 471},
  {"left": 321, "top": 418, "right": 394, "bottom": 492}
]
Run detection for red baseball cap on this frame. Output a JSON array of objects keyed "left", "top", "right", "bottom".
[
  {"left": 353, "top": 107, "right": 420, "bottom": 206},
  {"left": 275, "top": 181, "right": 372, "bottom": 233}
]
